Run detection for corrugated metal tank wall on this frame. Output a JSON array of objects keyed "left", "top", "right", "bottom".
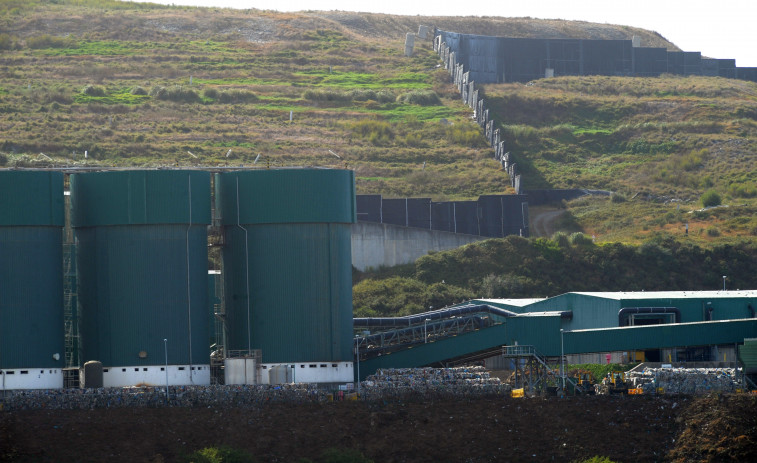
[
  {"left": 71, "top": 171, "right": 211, "bottom": 370},
  {"left": 215, "top": 169, "right": 356, "bottom": 364},
  {"left": 0, "top": 171, "right": 65, "bottom": 372}
]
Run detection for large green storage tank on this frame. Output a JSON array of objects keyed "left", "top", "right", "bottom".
[
  {"left": 216, "top": 169, "right": 355, "bottom": 384},
  {"left": 0, "top": 171, "right": 65, "bottom": 390},
  {"left": 71, "top": 170, "right": 211, "bottom": 387}
]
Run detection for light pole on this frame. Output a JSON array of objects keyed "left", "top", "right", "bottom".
[
  {"left": 163, "top": 338, "right": 169, "bottom": 403},
  {"left": 723, "top": 276, "right": 727, "bottom": 291},
  {"left": 560, "top": 329, "right": 565, "bottom": 391},
  {"left": 355, "top": 335, "right": 360, "bottom": 396},
  {"left": 424, "top": 318, "right": 431, "bottom": 343}
]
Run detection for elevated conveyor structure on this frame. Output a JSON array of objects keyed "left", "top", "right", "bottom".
[{"left": 356, "top": 310, "right": 757, "bottom": 381}]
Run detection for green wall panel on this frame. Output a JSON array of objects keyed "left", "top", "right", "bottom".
[{"left": 71, "top": 170, "right": 210, "bottom": 227}]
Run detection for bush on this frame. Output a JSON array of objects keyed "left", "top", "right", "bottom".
[
  {"left": 701, "top": 189, "right": 722, "bottom": 207},
  {"left": 446, "top": 123, "right": 485, "bottom": 147},
  {"left": 0, "top": 152, "right": 8, "bottom": 166},
  {"left": 217, "top": 89, "right": 257, "bottom": 104},
  {"left": 130, "top": 86, "right": 148, "bottom": 96},
  {"left": 303, "top": 89, "right": 351, "bottom": 102},
  {"left": 570, "top": 232, "right": 594, "bottom": 246},
  {"left": 610, "top": 192, "right": 626, "bottom": 203},
  {"left": 396, "top": 90, "right": 441, "bottom": 106},
  {"left": 0, "top": 33, "right": 21, "bottom": 50},
  {"left": 150, "top": 85, "right": 200, "bottom": 103},
  {"left": 348, "top": 119, "right": 393, "bottom": 145},
  {"left": 26, "top": 34, "right": 76, "bottom": 49},
  {"left": 81, "top": 85, "right": 106, "bottom": 97}
]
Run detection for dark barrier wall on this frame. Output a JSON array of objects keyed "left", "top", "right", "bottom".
[
  {"left": 407, "top": 198, "right": 431, "bottom": 229},
  {"left": 357, "top": 194, "right": 529, "bottom": 238},
  {"left": 356, "top": 195, "right": 382, "bottom": 223},
  {"left": 437, "top": 29, "right": 757, "bottom": 83}
]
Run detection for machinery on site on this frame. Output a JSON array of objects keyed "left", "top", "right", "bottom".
[
  {"left": 570, "top": 369, "right": 596, "bottom": 395},
  {"left": 598, "top": 370, "right": 629, "bottom": 394}
]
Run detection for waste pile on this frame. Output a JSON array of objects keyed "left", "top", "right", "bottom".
[
  {"left": 626, "top": 366, "right": 741, "bottom": 395},
  {"left": 0, "top": 383, "right": 327, "bottom": 411},
  {"left": 362, "top": 366, "right": 509, "bottom": 400}
]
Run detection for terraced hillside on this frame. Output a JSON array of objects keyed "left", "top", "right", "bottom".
[{"left": 1, "top": 0, "right": 755, "bottom": 244}]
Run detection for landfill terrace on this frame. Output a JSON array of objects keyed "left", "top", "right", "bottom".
[{"left": 1, "top": 369, "right": 756, "bottom": 462}]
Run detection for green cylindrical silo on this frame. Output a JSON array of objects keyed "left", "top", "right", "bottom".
[
  {"left": 71, "top": 170, "right": 211, "bottom": 387},
  {"left": 216, "top": 169, "right": 355, "bottom": 384},
  {"left": 0, "top": 171, "right": 65, "bottom": 390}
]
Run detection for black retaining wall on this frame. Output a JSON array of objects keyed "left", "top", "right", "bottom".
[
  {"left": 436, "top": 30, "right": 757, "bottom": 83},
  {"left": 357, "top": 194, "right": 529, "bottom": 238}
]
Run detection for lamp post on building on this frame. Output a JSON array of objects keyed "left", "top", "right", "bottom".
[
  {"left": 355, "top": 335, "right": 360, "bottom": 396},
  {"left": 424, "top": 318, "right": 431, "bottom": 343},
  {"left": 163, "top": 338, "right": 169, "bottom": 403},
  {"left": 560, "top": 329, "right": 565, "bottom": 391},
  {"left": 723, "top": 275, "right": 727, "bottom": 291}
]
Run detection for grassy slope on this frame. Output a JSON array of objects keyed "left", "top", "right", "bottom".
[{"left": 484, "top": 75, "right": 757, "bottom": 243}]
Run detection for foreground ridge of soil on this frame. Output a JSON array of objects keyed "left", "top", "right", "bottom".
[{"left": 2, "top": 394, "right": 756, "bottom": 462}]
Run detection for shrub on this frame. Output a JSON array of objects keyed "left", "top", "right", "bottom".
[
  {"left": 446, "top": 124, "right": 485, "bottom": 147},
  {"left": 396, "top": 90, "right": 441, "bottom": 106},
  {"left": 303, "top": 89, "right": 351, "bottom": 102},
  {"left": 0, "top": 33, "right": 21, "bottom": 50},
  {"left": 130, "top": 86, "right": 148, "bottom": 96},
  {"left": 701, "top": 189, "right": 721, "bottom": 207},
  {"left": 706, "top": 226, "right": 721, "bottom": 237},
  {"left": 81, "top": 85, "right": 106, "bottom": 97},
  {"left": 551, "top": 231, "right": 571, "bottom": 248},
  {"left": 26, "top": 34, "right": 76, "bottom": 49},
  {"left": 150, "top": 85, "right": 200, "bottom": 103},
  {"left": 348, "top": 119, "right": 393, "bottom": 144},
  {"left": 0, "top": 152, "right": 8, "bottom": 166},
  {"left": 217, "top": 89, "right": 257, "bottom": 104},
  {"left": 202, "top": 88, "right": 219, "bottom": 99},
  {"left": 570, "top": 232, "right": 594, "bottom": 246},
  {"left": 610, "top": 192, "right": 626, "bottom": 203}
]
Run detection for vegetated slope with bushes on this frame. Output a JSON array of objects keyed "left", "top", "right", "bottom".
[
  {"left": 353, "top": 234, "right": 757, "bottom": 316},
  {"left": 483, "top": 75, "right": 757, "bottom": 243},
  {"left": 1, "top": 0, "right": 681, "bottom": 203}
]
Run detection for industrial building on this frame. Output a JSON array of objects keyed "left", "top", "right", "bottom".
[
  {"left": 0, "top": 171, "right": 66, "bottom": 390},
  {"left": 215, "top": 169, "right": 355, "bottom": 385},
  {"left": 3, "top": 168, "right": 757, "bottom": 391},
  {"left": 71, "top": 170, "right": 212, "bottom": 388},
  {"left": 1, "top": 168, "right": 357, "bottom": 390},
  {"left": 356, "top": 291, "right": 757, "bottom": 380}
]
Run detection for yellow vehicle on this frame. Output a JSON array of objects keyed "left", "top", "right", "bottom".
[
  {"left": 598, "top": 370, "right": 629, "bottom": 394},
  {"left": 571, "top": 369, "right": 596, "bottom": 395}
]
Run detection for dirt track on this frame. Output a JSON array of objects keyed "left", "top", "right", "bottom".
[{"left": 2, "top": 394, "right": 756, "bottom": 462}]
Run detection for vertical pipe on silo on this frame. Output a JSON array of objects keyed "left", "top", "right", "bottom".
[
  {"left": 236, "top": 176, "right": 252, "bottom": 353},
  {"left": 185, "top": 173, "right": 193, "bottom": 383}
]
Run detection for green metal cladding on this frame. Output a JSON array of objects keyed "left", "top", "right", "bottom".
[
  {"left": 71, "top": 171, "right": 211, "bottom": 368},
  {"left": 216, "top": 169, "right": 356, "bottom": 364},
  {"left": 0, "top": 171, "right": 65, "bottom": 370}
]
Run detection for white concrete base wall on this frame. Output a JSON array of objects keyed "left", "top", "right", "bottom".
[
  {"left": 351, "top": 222, "right": 483, "bottom": 271},
  {"left": 0, "top": 368, "right": 63, "bottom": 390},
  {"left": 102, "top": 364, "right": 210, "bottom": 388},
  {"left": 258, "top": 362, "right": 354, "bottom": 385}
]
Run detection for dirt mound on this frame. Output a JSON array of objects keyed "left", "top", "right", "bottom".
[{"left": 2, "top": 394, "right": 754, "bottom": 463}]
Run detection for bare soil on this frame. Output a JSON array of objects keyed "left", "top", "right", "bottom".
[{"left": 2, "top": 394, "right": 756, "bottom": 463}]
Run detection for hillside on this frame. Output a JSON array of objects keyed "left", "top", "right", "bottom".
[{"left": 0, "top": 0, "right": 754, "bottom": 247}]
